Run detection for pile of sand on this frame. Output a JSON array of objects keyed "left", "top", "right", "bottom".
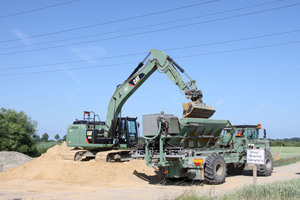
[
  {"left": 0, "top": 151, "right": 32, "bottom": 172},
  {"left": 0, "top": 142, "right": 158, "bottom": 185}
]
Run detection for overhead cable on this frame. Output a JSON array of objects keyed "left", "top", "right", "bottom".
[
  {"left": 0, "top": 0, "right": 80, "bottom": 19},
  {"left": 1, "top": 29, "right": 299, "bottom": 71},
  {"left": 1, "top": 40, "right": 299, "bottom": 77},
  {"left": 0, "top": 2, "right": 299, "bottom": 56},
  {"left": 0, "top": 0, "right": 285, "bottom": 51},
  {"left": 0, "top": 0, "right": 217, "bottom": 43}
]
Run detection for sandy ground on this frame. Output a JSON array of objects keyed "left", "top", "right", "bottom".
[{"left": 0, "top": 144, "right": 299, "bottom": 200}]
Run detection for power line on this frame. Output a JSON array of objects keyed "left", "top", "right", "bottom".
[
  {"left": 1, "top": 29, "right": 299, "bottom": 71},
  {"left": 0, "top": 0, "right": 285, "bottom": 51},
  {"left": 0, "top": 62, "right": 137, "bottom": 77},
  {"left": 175, "top": 40, "right": 300, "bottom": 58},
  {"left": 0, "top": 0, "right": 217, "bottom": 44},
  {"left": 1, "top": 40, "right": 299, "bottom": 77},
  {"left": 0, "top": 52, "right": 147, "bottom": 71},
  {"left": 164, "top": 29, "right": 300, "bottom": 52},
  {"left": 0, "top": 2, "right": 299, "bottom": 56},
  {"left": 0, "top": 0, "right": 80, "bottom": 19}
]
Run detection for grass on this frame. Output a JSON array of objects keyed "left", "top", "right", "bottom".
[
  {"left": 271, "top": 147, "right": 300, "bottom": 159},
  {"left": 271, "top": 146, "right": 300, "bottom": 167},
  {"left": 222, "top": 178, "right": 300, "bottom": 200},
  {"left": 175, "top": 178, "right": 300, "bottom": 200},
  {"left": 36, "top": 141, "right": 61, "bottom": 156}
]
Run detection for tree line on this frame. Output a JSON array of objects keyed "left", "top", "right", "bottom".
[
  {"left": 35, "top": 132, "right": 66, "bottom": 142},
  {"left": 0, "top": 108, "right": 66, "bottom": 157},
  {"left": 269, "top": 137, "right": 300, "bottom": 147}
]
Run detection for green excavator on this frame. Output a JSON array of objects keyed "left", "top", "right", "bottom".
[{"left": 65, "top": 49, "right": 215, "bottom": 161}]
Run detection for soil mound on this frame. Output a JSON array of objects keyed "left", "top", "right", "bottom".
[
  {"left": 0, "top": 151, "right": 32, "bottom": 172},
  {"left": 0, "top": 142, "right": 158, "bottom": 185}
]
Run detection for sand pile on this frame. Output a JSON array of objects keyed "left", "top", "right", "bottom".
[
  {"left": 0, "top": 151, "right": 32, "bottom": 172},
  {"left": 0, "top": 142, "right": 158, "bottom": 185}
]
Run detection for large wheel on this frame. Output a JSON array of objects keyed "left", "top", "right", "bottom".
[
  {"left": 257, "top": 151, "right": 273, "bottom": 176},
  {"left": 204, "top": 153, "right": 227, "bottom": 184}
]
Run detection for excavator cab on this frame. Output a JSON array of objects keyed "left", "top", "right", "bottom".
[
  {"left": 115, "top": 117, "right": 138, "bottom": 147},
  {"left": 69, "top": 112, "right": 138, "bottom": 148}
]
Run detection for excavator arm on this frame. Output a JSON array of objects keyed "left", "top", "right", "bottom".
[{"left": 104, "top": 49, "right": 215, "bottom": 138}]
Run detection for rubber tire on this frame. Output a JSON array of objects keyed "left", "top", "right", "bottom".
[
  {"left": 257, "top": 151, "right": 273, "bottom": 176},
  {"left": 204, "top": 153, "right": 227, "bottom": 184}
]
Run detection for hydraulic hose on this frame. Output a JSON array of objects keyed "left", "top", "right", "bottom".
[{"left": 142, "top": 121, "right": 162, "bottom": 140}]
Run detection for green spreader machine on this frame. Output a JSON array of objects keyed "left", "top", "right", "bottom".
[{"left": 134, "top": 113, "right": 273, "bottom": 184}]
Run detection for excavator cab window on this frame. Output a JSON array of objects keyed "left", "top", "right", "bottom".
[
  {"left": 127, "top": 120, "right": 137, "bottom": 144},
  {"left": 117, "top": 119, "right": 127, "bottom": 143},
  {"left": 116, "top": 117, "right": 138, "bottom": 146}
]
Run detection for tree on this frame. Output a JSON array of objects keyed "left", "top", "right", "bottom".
[
  {"left": 32, "top": 134, "right": 40, "bottom": 141},
  {"left": 63, "top": 134, "right": 67, "bottom": 141},
  {"left": 0, "top": 107, "right": 38, "bottom": 156},
  {"left": 41, "top": 133, "right": 49, "bottom": 142},
  {"left": 54, "top": 134, "right": 60, "bottom": 141}
]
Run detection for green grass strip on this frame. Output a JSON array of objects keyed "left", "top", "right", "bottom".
[
  {"left": 174, "top": 178, "right": 300, "bottom": 200},
  {"left": 222, "top": 178, "right": 300, "bottom": 200},
  {"left": 274, "top": 156, "right": 300, "bottom": 167}
]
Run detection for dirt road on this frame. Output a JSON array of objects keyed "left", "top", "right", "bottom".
[{"left": 0, "top": 161, "right": 299, "bottom": 200}]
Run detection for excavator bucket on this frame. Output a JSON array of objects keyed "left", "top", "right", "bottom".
[{"left": 182, "top": 102, "right": 215, "bottom": 119}]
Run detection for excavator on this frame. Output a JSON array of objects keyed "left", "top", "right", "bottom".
[{"left": 65, "top": 49, "right": 215, "bottom": 162}]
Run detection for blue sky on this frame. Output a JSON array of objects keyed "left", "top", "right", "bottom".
[{"left": 1, "top": 0, "right": 299, "bottom": 139}]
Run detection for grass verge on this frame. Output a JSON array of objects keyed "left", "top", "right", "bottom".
[
  {"left": 274, "top": 156, "right": 300, "bottom": 167},
  {"left": 175, "top": 178, "right": 300, "bottom": 200}
]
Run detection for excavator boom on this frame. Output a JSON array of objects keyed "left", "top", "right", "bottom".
[{"left": 105, "top": 49, "right": 215, "bottom": 137}]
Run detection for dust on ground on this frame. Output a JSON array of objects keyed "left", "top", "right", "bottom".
[{"left": 0, "top": 143, "right": 299, "bottom": 200}]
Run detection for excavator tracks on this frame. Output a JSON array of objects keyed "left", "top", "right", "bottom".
[
  {"left": 95, "top": 150, "right": 131, "bottom": 162},
  {"left": 64, "top": 148, "right": 132, "bottom": 162},
  {"left": 64, "top": 149, "right": 95, "bottom": 161}
]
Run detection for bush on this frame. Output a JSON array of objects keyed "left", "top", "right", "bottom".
[{"left": 0, "top": 108, "right": 39, "bottom": 157}]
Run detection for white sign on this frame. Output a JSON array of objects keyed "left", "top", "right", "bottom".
[{"left": 247, "top": 149, "right": 265, "bottom": 165}]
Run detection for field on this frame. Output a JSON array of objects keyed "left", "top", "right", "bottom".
[
  {"left": 271, "top": 146, "right": 300, "bottom": 167},
  {"left": 271, "top": 146, "right": 300, "bottom": 159},
  {"left": 35, "top": 141, "right": 61, "bottom": 156}
]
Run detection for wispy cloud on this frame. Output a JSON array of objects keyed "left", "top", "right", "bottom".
[
  {"left": 70, "top": 46, "right": 107, "bottom": 63},
  {"left": 61, "top": 66, "right": 80, "bottom": 83},
  {"left": 11, "top": 29, "right": 32, "bottom": 45}
]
